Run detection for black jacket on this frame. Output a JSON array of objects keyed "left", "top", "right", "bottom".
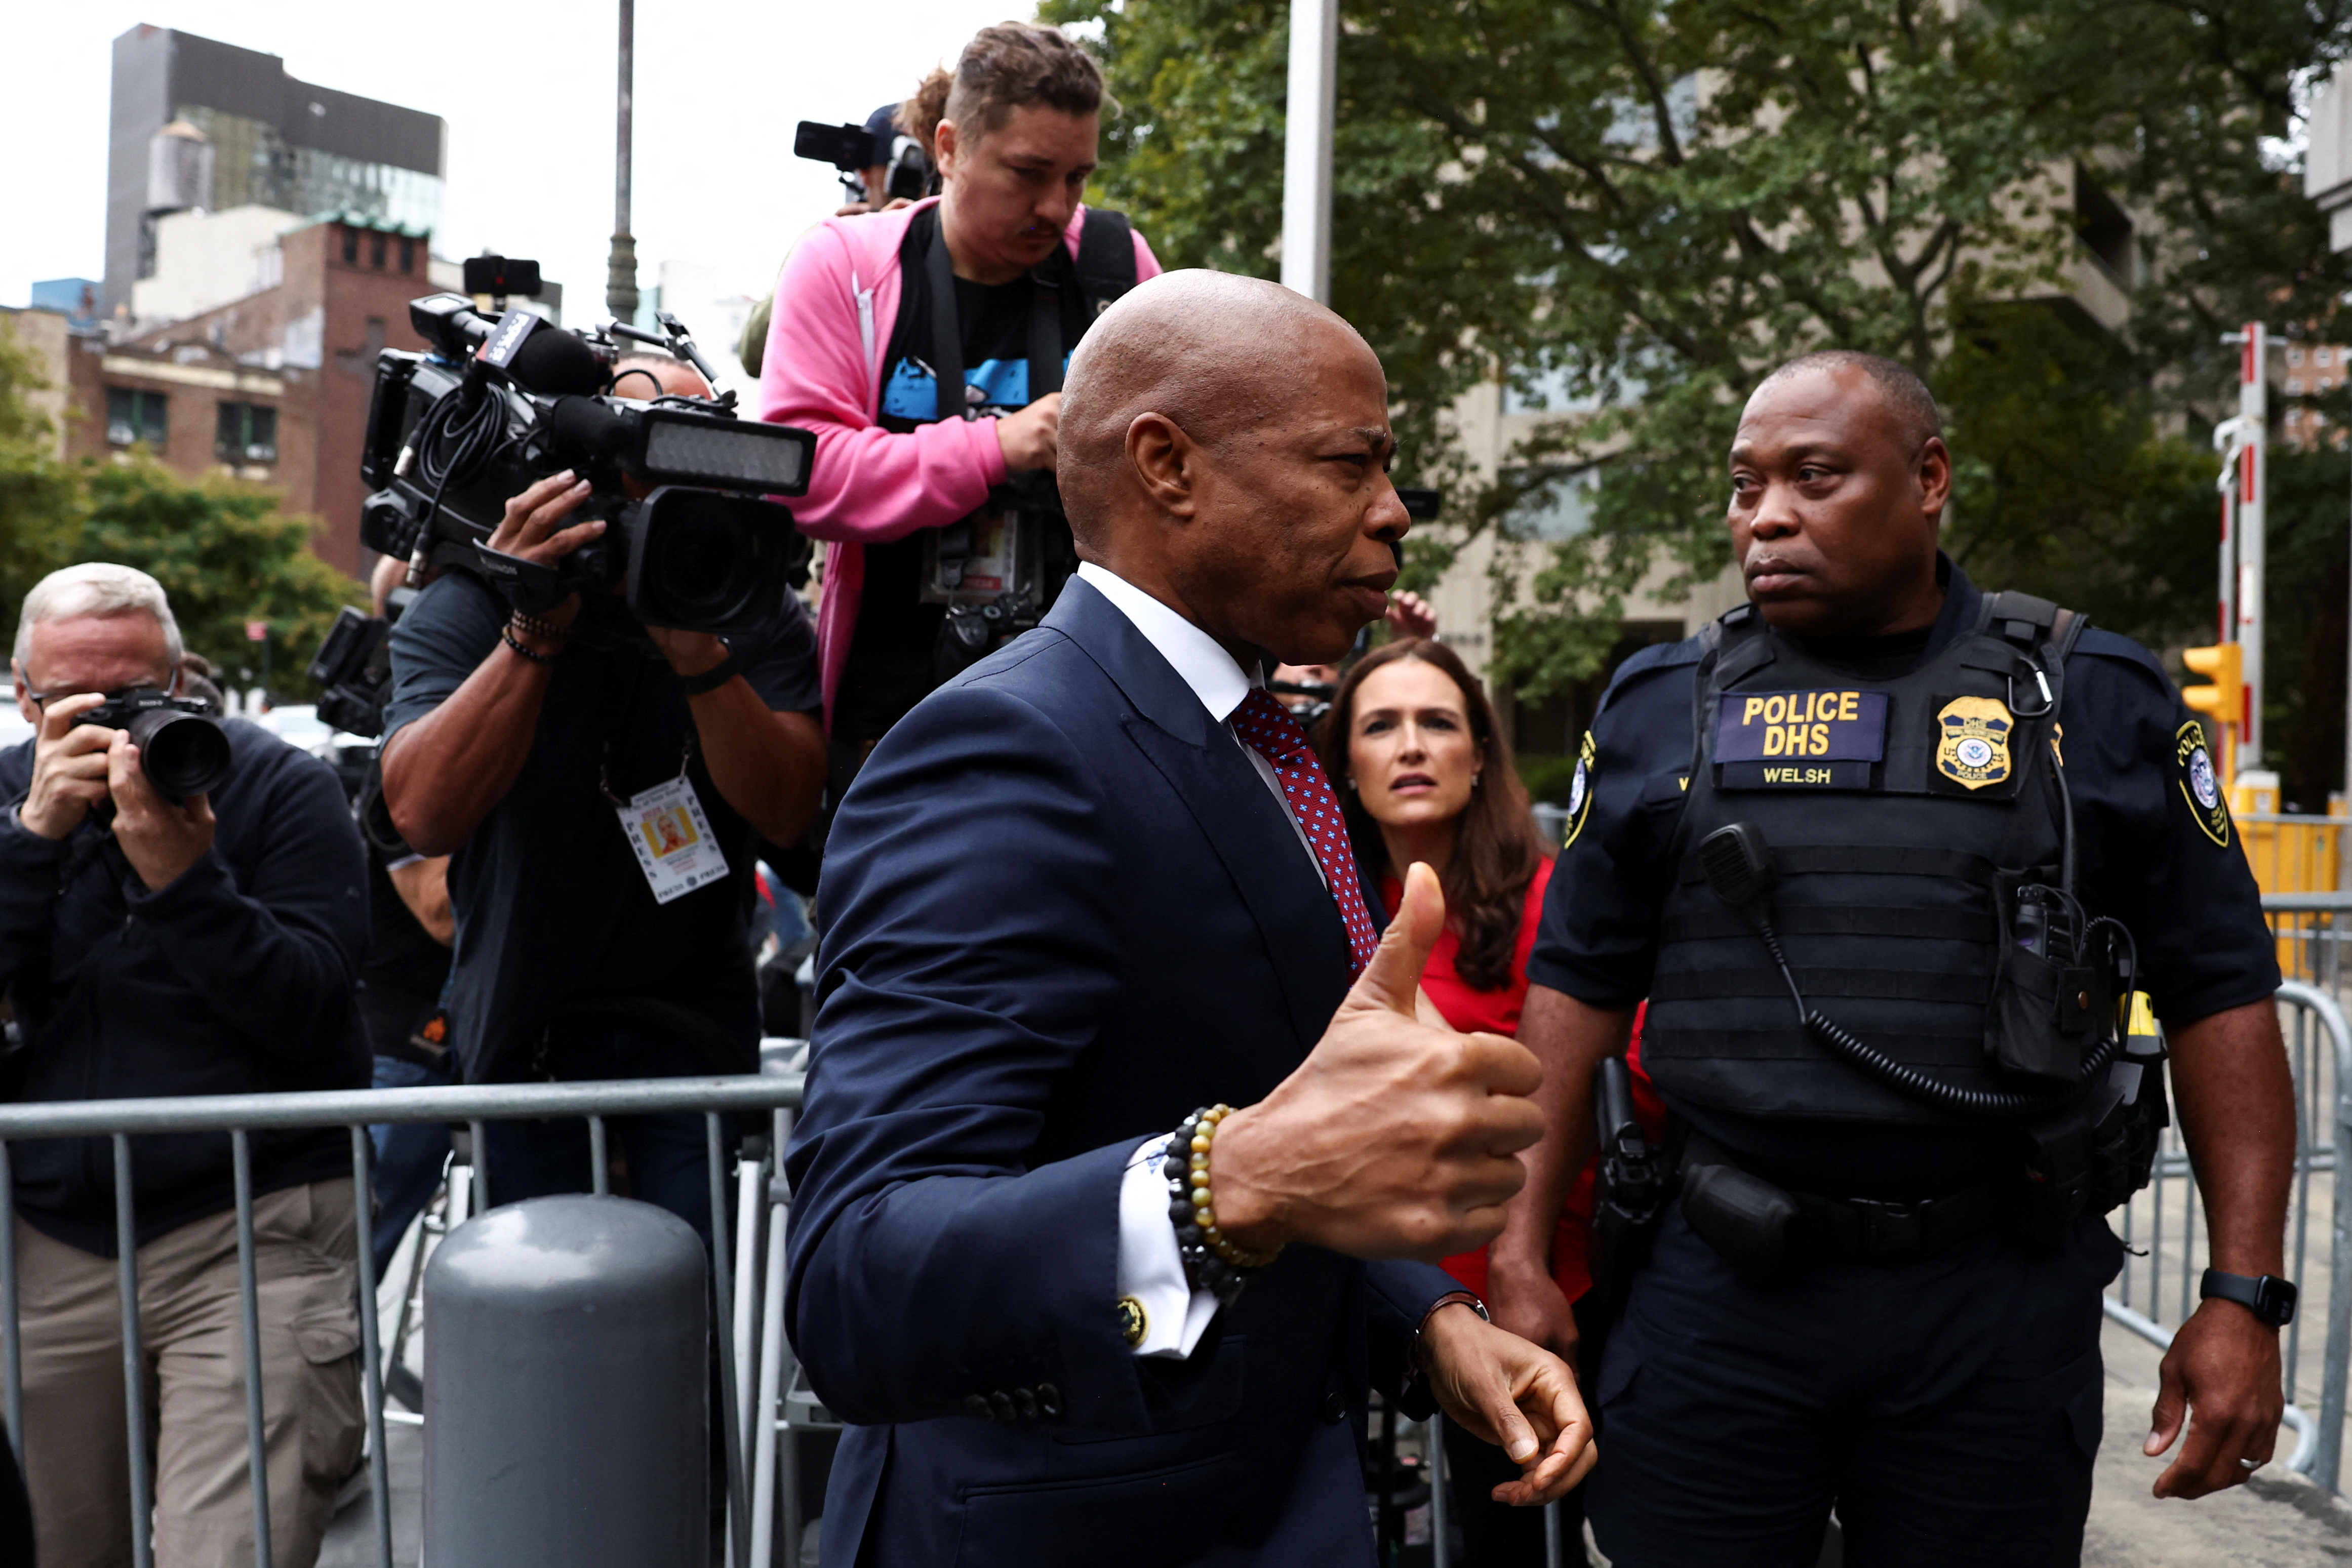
[{"left": 0, "top": 719, "right": 369, "bottom": 1254}]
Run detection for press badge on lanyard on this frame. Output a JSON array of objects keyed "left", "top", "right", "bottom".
[
  {"left": 1715, "top": 689, "right": 1887, "bottom": 790},
  {"left": 617, "top": 774, "right": 729, "bottom": 904}
]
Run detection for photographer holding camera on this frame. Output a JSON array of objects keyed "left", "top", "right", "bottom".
[
  {"left": 0, "top": 564, "right": 370, "bottom": 1568},
  {"left": 761, "top": 21, "right": 1161, "bottom": 757},
  {"left": 381, "top": 353, "right": 825, "bottom": 1237}
]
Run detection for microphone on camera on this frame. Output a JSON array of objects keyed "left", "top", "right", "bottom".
[
  {"left": 472, "top": 308, "right": 609, "bottom": 398},
  {"left": 507, "top": 326, "right": 608, "bottom": 398},
  {"left": 545, "top": 396, "right": 632, "bottom": 467}
]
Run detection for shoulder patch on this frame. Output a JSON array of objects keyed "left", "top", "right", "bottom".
[
  {"left": 2174, "top": 719, "right": 2231, "bottom": 848},
  {"left": 1559, "top": 731, "right": 1597, "bottom": 851}
]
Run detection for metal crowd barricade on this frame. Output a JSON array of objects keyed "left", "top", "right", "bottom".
[
  {"left": 0, "top": 1068, "right": 806, "bottom": 1568},
  {"left": 2102, "top": 979, "right": 2350, "bottom": 1490},
  {"left": 2266, "top": 890, "right": 2352, "bottom": 990}
]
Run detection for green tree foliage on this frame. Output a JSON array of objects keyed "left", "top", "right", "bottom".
[
  {"left": 71, "top": 458, "right": 362, "bottom": 694},
  {"left": 0, "top": 321, "right": 79, "bottom": 624},
  {"left": 1048, "top": 0, "right": 2351, "bottom": 707},
  {"left": 0, "top": 320, "right": 361, "bottom": 693}
]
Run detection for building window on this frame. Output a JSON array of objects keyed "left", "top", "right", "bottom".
[
  {"left": 370, "top": 231, "right": 388, "bottom": 269},
  {"left": 2322, "top": 348, "right": 2336, "bottom": 368},
  {"left": 2289, "top": 377, "right": 2304, "bottom": 394},
  {"left": 342, "top": 227, "right": 359, "bottom": 264},
  {"left": 105, "top": 387, "right": 168, "bottom": 451},
  {"left": 214, "top": 402, "right": 277, "bottom": 465},
  {"left": 400, "top": 237, "right": 416, "bottom": 274},
  {"left": 2290, "top": 347, "right": 2306, "bottom": 366}
]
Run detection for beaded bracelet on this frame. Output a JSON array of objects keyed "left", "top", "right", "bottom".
[
  {"left": 1163, "top": 1104, "right": 1283, "bottom": 1307},
  {"left": 509, "top": 609, "right": 570, "bottom": 644},
  {"left": 500, "top": 625, "right": 556, "bottom": 666}
]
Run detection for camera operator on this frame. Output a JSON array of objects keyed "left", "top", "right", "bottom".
[
  {"left": 760, "top": 21, "right": 1161, "bottom": 759},
  {"left": 356, "top": 552, "right": 457, "bottom": 1274},
  {"left": 381, "top": 353, "right": 825, "bottom": 1238},
  {"left": 0, "top": 564, "right": 369, "bottom": 1567}
]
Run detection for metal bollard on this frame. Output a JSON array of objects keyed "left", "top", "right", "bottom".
[{"left": 423, "top": 1195, "right": 709, "bottom": 1567}]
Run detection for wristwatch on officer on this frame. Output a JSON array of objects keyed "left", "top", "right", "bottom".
[{"left": 2200, "top": 1268, "right": 2298, "bottom": 1329}]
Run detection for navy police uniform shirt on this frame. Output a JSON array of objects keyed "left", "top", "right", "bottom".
[{"left": 1528, "top": 556, "right": 2280, "bottom": 1195}]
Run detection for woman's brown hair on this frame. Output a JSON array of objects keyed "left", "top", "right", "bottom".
[
  {"left": 1317, "top": 639, "right": 1549, "bottom": 992},
  {"left": 903, "top": 22, "right": 1114, "bottom": 151}
]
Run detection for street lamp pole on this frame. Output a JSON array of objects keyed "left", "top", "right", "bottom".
[
  {"left": 1280, "top": 0, "right": 1338, "bottom": 305},
  {"left": 606, "top": 0, "right": 640, "bottom": 324}
]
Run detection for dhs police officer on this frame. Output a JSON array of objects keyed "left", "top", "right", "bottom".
[{"left": 1490, "top": 352, "right": 2295, "bottom": 1565}]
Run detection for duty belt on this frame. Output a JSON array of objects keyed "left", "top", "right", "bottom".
[{"left": 1680, "top": 1131, "right": 1999, "bottom": 1272}]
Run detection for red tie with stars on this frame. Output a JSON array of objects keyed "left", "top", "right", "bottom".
[{"left": 1229, "top": 689, "right": 1381, "bottom": 979}]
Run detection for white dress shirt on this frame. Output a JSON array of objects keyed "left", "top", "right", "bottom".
[{"left": 1077, "top": 561, "right": 1326, "bottom": 1357}]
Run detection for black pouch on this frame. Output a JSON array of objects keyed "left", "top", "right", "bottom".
[
  {"left": 1986, "top": 872, "right": 2102, "bottom": 1083},
  {"left": 1679, "top": 1161, "right": 1798, "bottom": 1285}
]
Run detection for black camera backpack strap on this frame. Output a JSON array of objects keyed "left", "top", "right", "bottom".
[
  {"left": 1073, "top": 208, "right": 1140, "bottom": 315},
  {"left": 924, "top": 217, "right": 967, "bottom": 424}
]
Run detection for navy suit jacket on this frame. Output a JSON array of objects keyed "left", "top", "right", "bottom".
[{"left": 786, "top": 577, "right": 1460, "bottom": 1566}]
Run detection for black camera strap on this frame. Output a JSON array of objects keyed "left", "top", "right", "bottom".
[
  {"left": 922, "top": 213, "right": 1066, "bottom": 422},
  {"left": 925, "top": 223, "right": 966, "bottom": 424}
]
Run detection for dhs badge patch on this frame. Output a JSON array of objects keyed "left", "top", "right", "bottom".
[
  {"left": 2176, "top": 719, "right": 2231, "bottom": 847},
  {"left": 1935, "top": 697, "right": 2013, "bottom": 790}
]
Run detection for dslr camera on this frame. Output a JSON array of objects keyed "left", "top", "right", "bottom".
[
  {"left": 72, "top": 691, "right": 231, "bottom": 802},
  {"left": 358, "top": 286, "right": 817, "bottom": 635}
]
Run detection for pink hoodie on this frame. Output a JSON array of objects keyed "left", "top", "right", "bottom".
[{"left": 756, "top": 196, "right": 1162, "bottom": 726}]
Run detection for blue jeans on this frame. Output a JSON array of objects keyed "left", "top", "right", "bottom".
[
  {"left": 369, "top": 1055, "right": 453, "bottom": 1276},
  {"left": 479, "top": 1022, "right": 739, "bottom": 1246}
]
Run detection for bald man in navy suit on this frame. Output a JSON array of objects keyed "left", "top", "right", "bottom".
[{"left": 787, "top": 270, "right": 1593, "bottom": 1567}]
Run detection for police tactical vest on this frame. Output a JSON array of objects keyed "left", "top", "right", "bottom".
[{"left": 1643, "top": 593, "right": 2090, "bottom": 1127}]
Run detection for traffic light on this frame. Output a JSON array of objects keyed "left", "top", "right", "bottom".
[
  {"left": 2181, "top": 641, "right": 2244, "bottom": 734},
  {"left": 2181, "top": 642, "right": 2244, "bottom": 784}
]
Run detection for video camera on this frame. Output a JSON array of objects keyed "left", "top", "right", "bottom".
[
  {"left": 72, "top": 691, "right": 231, "bottom": 802},
  {"left": 305, "top": 578, "right": 420, "bottom": 740},
  {"left": 795, "top": 118, "right": 936, "bottom": 205},
  {"left": 358, "top": 288, "right": 818, "bottom": 636}
]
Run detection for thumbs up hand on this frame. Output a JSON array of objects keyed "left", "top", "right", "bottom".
[{"left": 1208, "top": 863, "right": 1547, "bottom": 1261}]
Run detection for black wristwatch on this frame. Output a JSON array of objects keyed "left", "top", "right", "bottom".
[
  {"left": 2200, "top": 1268, "right": 2297, "bottom": 1329},
  {"left": 677, "top": 646, "right": 741, "bottom": 696}
]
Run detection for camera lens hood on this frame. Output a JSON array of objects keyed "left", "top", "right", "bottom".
[{"left": 126, "top": 707, "right": 232, "bottom": 801}]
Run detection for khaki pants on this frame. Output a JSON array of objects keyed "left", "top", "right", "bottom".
[{"left": 11, "top": 1179, "right": 365, "bottom": 1568}]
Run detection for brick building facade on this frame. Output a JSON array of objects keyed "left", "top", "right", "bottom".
[{"left": 62, "top": 218, "right": 440, "bottom": 574}]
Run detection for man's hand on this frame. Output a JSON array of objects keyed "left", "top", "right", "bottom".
[
  {"left": 107, "top": 730, "right": 214, "bottom": 892},
  {"left": 2145, "top": 1300, "right": 2284, "bottom": 1498},
  {"left": 645, "top": 625, "right": 730, "bottom": 681},
  {"left": 1209, "top": 863, "right": 1546, "bottom": 1259},
  {"left": 1486, "top": 1259, "right": 1580, "bottom": 1368},
  {"left": 1419, "top": 1301, "right": 1597, "bottom": 1505},
  {"left": 485, "top": 470, "right": 603, "bottom": 628},
  {"left": 19, "top": 692, "right": 114, "bottom": 839},
  {"left": 1386, "top": 590, "right": 1438, "bottom": 641},
  {"left": 995, "top": 394, "right": 1061, "bottom": 472}
]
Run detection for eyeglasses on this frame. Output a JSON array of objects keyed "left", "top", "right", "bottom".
[{"left": 23, "top": 682, "right": 166, "bottom": 709}]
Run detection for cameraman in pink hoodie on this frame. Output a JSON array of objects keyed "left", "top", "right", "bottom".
[{"left": 759, "top": 21, "right": 1161, "bottom": 767}]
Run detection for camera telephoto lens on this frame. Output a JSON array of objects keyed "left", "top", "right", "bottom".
[
  {"left": 627, "top": 490, "right": 801, "bottom": 635},
  {"left": 652, "top": 499, "right": 748, "bottom": 617},
  {"left": 127, "top": 707, "right": 232, "bottom": 801}
]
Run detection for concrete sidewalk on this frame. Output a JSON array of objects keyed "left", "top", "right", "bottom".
[{"left": 2086, "top": 1318, "right": 2352, "bottom": 1565}]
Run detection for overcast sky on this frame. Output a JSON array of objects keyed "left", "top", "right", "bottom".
[{"left": 4, "top": 3, "right": 1026, "bottom": 318}]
